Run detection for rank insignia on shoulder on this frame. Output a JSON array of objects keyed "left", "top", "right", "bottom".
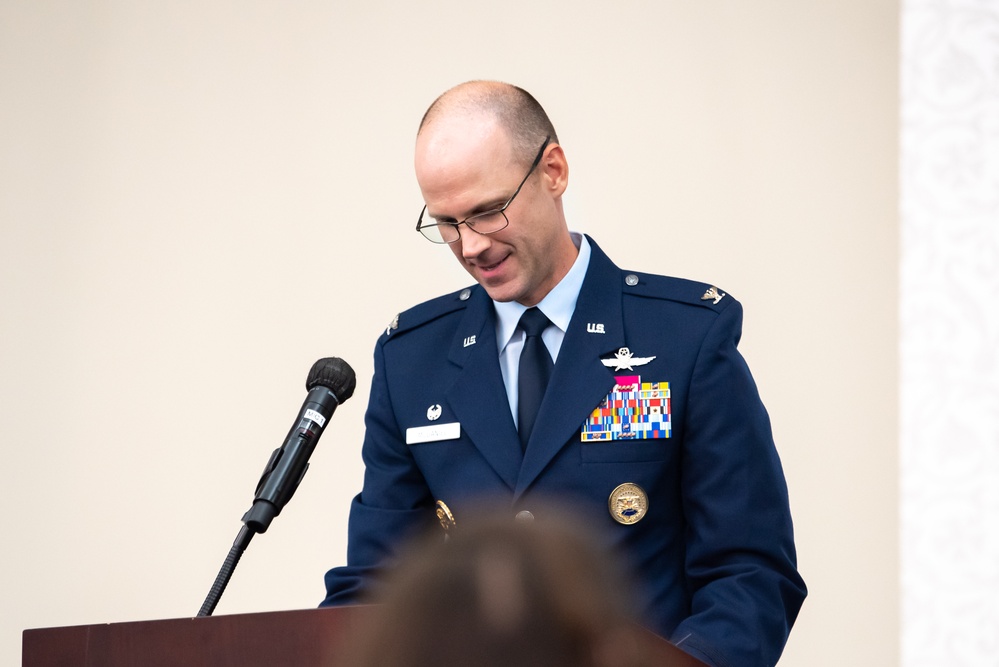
[
  {"left": 601, "top": 347, "right": 656, "bottom": 371},
  {"left": 385, "top": 313, "right": 399, "bottom": 336},
  {"left": 608, "top": 483, "right": 648, "bottom": 525},
  {"left": 701, "top": 286, "right": 725, "bottom": 304}
]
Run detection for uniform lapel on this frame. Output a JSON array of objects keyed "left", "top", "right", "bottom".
[
  {"left": 515, "top": 240, "right": 625, "bottom": 498},
  {"left": 445, "top": 288, "right": 522, "bottom": 491}
]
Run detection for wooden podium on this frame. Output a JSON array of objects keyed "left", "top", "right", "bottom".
[{"left": 23, "top": 606, "right": 707, "bottom": 666}]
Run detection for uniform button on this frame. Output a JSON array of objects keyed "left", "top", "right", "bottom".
[
  {"left": 625, "top": 274, "right": 639, "bottom": 286},
  {"left": 459, "top": 288, "right": 471, "bottom": 301},
  {"left": 515, "top": 510, "right": 534, "bottom": 522}
]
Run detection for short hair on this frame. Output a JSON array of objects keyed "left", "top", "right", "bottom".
[
  {"left": 346, "top": 508, "right": 650, "bottom": 667},
  {"left": 418, "top": 81, "right": 560, "bottom": 166}
]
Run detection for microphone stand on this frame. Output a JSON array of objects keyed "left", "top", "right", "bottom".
[
  {"left": 195, "top": 357, "right": 355, "bottom": 618},
  {"left": 196, "top": 427, "right": 317, "bottom": 617},
  {"left": 197, "top": 525, "right": 255, "bottom": 617}
]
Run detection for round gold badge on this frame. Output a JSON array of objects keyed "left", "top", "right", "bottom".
[
  {"left": 435, "top": 499, "right": 456, "bottom": 536},
  {"left": 608, "top": 483, "right": 648, "bottom": 525}
]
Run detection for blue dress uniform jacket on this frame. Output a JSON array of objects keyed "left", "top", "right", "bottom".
[{"left": 322, "top": 237, "right": 806, "bottom": 667}]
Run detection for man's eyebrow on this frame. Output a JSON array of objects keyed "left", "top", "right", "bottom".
[
  {"left": 467, "top": 198, "right": 507, "bottom": 216},
  {"left": 427, "top": 211, "right": 458, "bottom": 223},
  {"left": 430, "top": 197, "right": 508, "bottom": 223}
]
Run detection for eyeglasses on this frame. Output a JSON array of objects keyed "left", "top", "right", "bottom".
[{"left": 416, "top": 136, "right": 551, "bottom": 244}]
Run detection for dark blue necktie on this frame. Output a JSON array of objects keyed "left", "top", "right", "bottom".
[{"left": 517, "top": 307, "right": 554, "bottom": 451}]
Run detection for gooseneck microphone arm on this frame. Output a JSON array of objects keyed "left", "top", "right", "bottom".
[
  {"left": 198, "top": 525, "right": 255, "bottom": 618},
  {"left": 197, "top": 357, "right": 356, "bottom": 618}
]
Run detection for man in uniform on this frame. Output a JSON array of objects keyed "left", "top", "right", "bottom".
[{"left": 322, "top": 81, "right": 806, "bottom": 667}]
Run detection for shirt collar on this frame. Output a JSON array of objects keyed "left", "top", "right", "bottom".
[{"left": 494, "top": 232, "right": 591, "bottom": 352}]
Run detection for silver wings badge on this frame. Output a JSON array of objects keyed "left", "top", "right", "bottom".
[{"left": 601, "top": 347, "right": 657, "bottom": 371}]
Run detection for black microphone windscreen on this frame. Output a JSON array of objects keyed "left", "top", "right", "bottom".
[{"left": 306, "top": 357, "right": 357, "bottom": 403}]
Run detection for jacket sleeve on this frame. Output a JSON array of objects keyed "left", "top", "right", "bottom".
[
  {"left": 669, "top": 299, "right": 807, "bottom": 667},
  {"left": 320, "top": 338, "right": 436, "bottom": 606}
]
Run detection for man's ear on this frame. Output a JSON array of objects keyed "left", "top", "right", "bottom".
[{"left": 540, "top": 144, "right": 568, "bottom": 198}]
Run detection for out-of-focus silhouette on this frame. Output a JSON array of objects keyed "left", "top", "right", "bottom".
[{"left": 346, "top": 508, "right": 654, "bottom": 667}]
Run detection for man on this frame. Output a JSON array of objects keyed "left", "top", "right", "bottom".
[{"left": 322, "top": 81, "right": 806, "bottom": 667}]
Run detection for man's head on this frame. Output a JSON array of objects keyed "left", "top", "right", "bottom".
[
  {"left": 347, "top": 508, "right": 649, "bottom": 667},
  {"left": 415, "top": 81, "right": 578, "bottom": 307}
]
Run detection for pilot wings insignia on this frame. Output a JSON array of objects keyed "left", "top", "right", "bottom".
[{"left": 601, "top": 347, "right": 656, "bottom": 371}]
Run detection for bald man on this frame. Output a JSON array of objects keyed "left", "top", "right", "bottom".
[{"left": 322, "top": 82, "right": 806, "bottom": 667}]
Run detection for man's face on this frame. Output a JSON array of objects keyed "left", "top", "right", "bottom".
[{"left": 415, "top": 119, "right": 568, "bottom": 307}]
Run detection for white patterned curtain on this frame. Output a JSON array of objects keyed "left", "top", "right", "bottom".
[{"left": 901, "top": 1, "right": 999, "bottom": 664}]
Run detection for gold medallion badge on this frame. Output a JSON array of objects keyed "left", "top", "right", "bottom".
[
  {"left": 435, "top": 499, "right": 456, "bottom": 536},
  {"left": 608, "top": 483, "right": 648, "bottom": 525}
]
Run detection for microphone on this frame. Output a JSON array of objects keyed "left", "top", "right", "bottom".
[
  {"left": 242, "top": 357, "right": 357, "bottom": 534},
  {"left": 198, "top": 357, "right": 356, "bottom": 617}
]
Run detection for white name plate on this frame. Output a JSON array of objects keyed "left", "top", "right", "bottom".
[{"left": 406, "top": 422, "right": 461, "bottom": 445}]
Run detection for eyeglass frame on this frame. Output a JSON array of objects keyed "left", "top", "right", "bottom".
[{"left": 415, "top": 135, "right": 552, "bottom": 244}]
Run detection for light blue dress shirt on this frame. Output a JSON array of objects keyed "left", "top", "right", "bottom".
[{"left": 493, "top": 233, "right": 591, "bottom": 427}]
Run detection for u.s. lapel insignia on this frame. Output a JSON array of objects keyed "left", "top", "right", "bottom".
[
  {"left": 701, "top": 286, "right": 725, "bottom": 304},
  {"left": 608, "top": 483, "right": 648, "bottom": 525},
  {"left": 601, "top": 347, "right": 656, "bottom": 371},
  {"left": 385, "top": 313, "right": 399, "bottom": 336},
  {"left": 427, "top": 404, "right": 442, "bottom": 421},
  {"left": 435, "top": 500, "right": 456, "bottom": 538}
]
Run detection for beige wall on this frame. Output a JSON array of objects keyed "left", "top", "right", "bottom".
[{"left": 0, "top": 2, "right": 899, "bottom": 665}]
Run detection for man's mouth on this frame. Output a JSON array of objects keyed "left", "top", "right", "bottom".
[{"left": 474, "top": 254, "right": 509, "bottom": 275}]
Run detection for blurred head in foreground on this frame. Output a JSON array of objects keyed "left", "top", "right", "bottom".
[{"left": 347, "top": 508, "right": 652, "bottom": 667}]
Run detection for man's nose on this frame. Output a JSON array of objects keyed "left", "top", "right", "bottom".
[{"left": 460, "top": 227, "right": 491, "bottom": 258}]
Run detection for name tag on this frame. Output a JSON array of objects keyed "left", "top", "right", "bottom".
[{"left": 406, "top": 422, "right": 461, "bottom": 445}]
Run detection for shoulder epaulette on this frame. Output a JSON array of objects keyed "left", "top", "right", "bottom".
[
  {"left": 380, "top": 285, "right": 477, "bottom": 340},
  {"left": 620, "top": 271, "right": 734, "bottom": 311}
]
